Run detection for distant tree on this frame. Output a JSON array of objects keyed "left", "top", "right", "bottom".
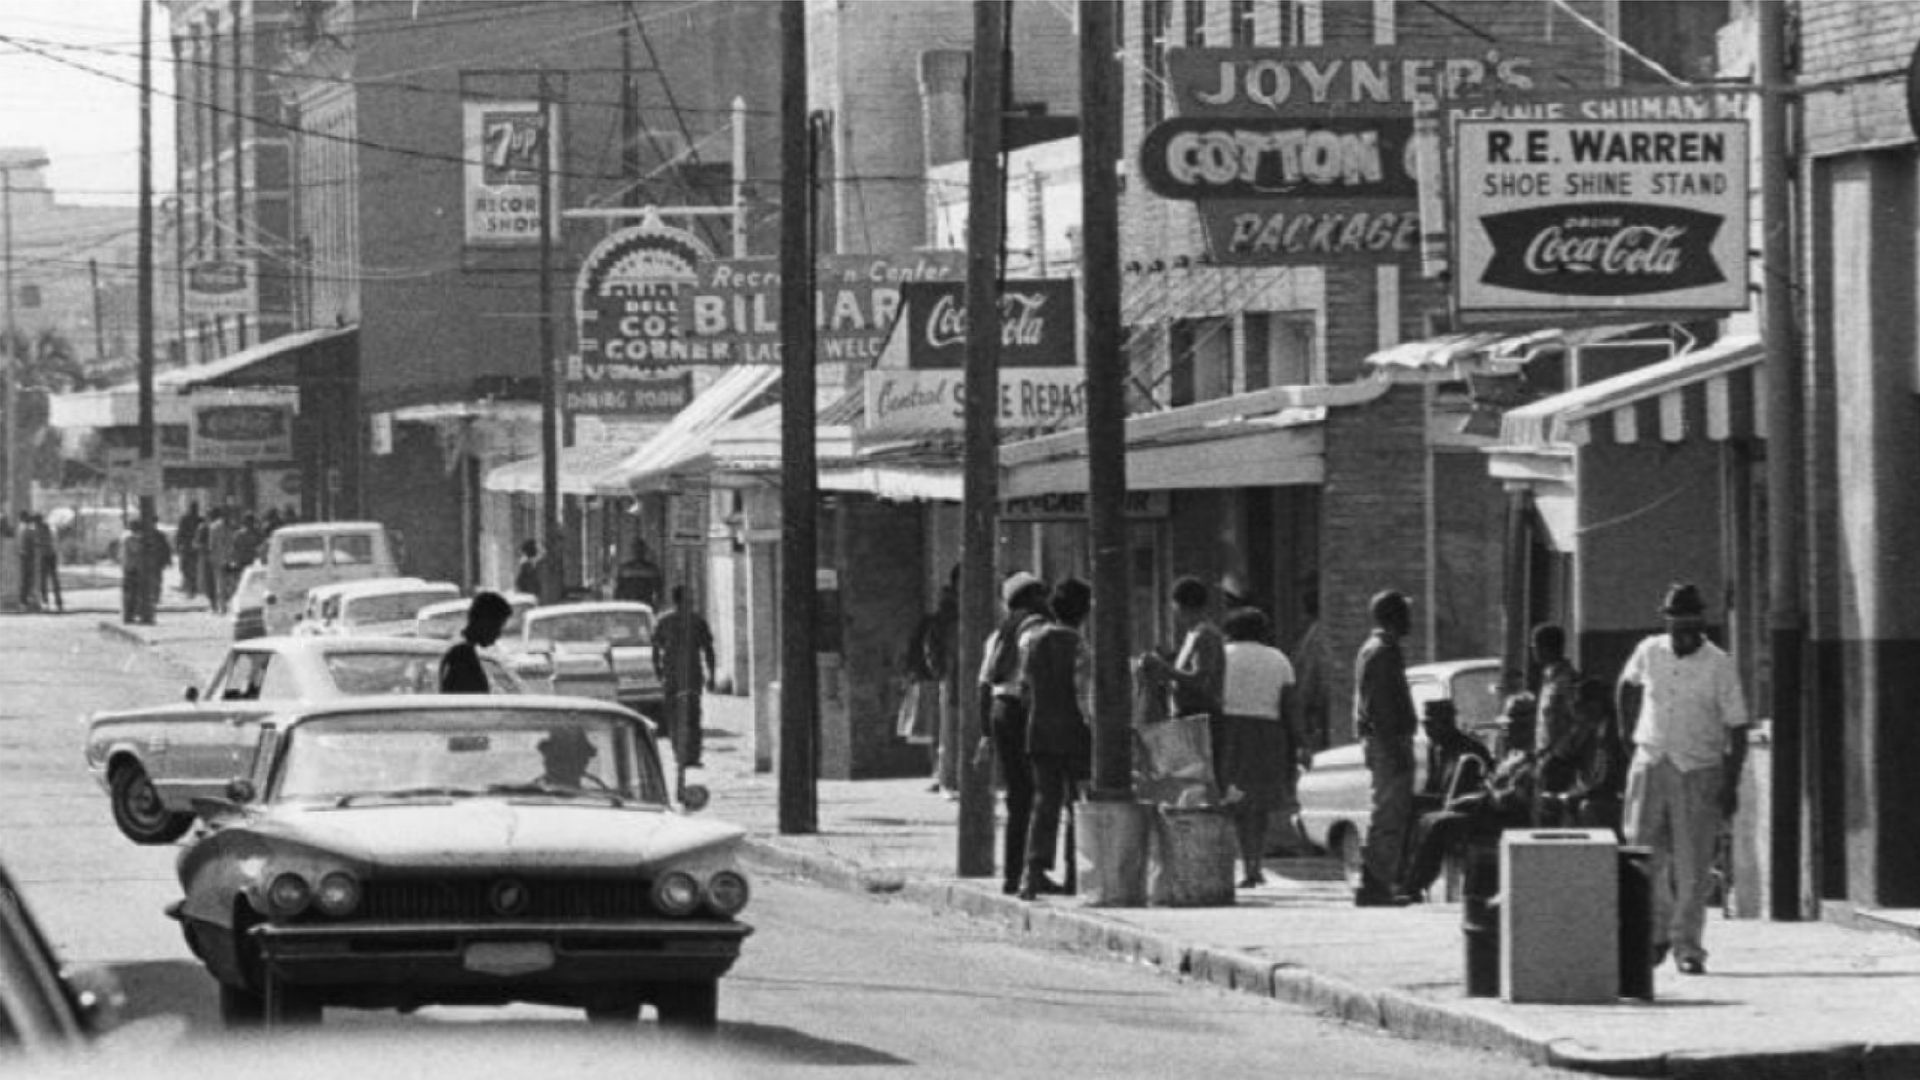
[{"left": 1, "top": 327, "right": 99, "bottom": 489}]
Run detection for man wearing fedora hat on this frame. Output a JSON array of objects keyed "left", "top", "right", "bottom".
[
  {"left": 978, "top": 570, "right": 1055, "bottom": 895},
  {"left": 1617, "top": 582, "right": 1751, "bottom": 976}
]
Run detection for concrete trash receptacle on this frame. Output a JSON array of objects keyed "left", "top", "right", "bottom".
[
  {"left": 1146, "top": 806, "right": 1236, "bottom": 907},
  {"left": 1076, "top": 798, "right": 1150, "bottom": 907},
  {"left": 1500, "top": 828, "right": 1619, "bottom": 1003}
]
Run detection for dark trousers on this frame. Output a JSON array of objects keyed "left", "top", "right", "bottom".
[
  {"left": 36, "top": 557, "right": 60, "bottom": 611},
  {"left": 1025, "top": 753, "right": 1076, "bottom": 876},
  {"left": 666, "top": 685, "right": 704, "bottom": 768},
  {"left": 990, "top": 696, "right": 1034, "bottom": 887}
]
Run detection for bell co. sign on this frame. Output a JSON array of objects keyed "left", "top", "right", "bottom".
[
  {"left": 1144, "top": 47, "right": 1549, "bottom": 266},
  {"left": 1452, "top": 118, "right": 1749, "bottom": 313},
  {"left": 569, "top": 217, "right": 712, "bottom": 417}
]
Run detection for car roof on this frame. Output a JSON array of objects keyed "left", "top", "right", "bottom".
[
  {"left": 1405, "top": 658, "right": 1502, "bottom": 680},
  {"left": 275, "top": 694, "right": 645, "bottom": 724},
  {"left": 525, "top": 601, "right": 653, "bottom": 618},
  {"left": 236, "top": 635, "right": 454, "bottom": 657},
  {"left": 271, "top": 521, "right": 387, "bottom": 538},
  {"left": 340, "top": 579, "right": 458, "bottom": 601}
]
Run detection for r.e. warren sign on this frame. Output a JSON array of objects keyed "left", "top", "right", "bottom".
[{"left": 1452, "top": 119, "right": 1749, "bottom": 313}]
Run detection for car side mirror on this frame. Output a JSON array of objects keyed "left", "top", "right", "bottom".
[
  {"left": 225, "top": 778, "right": 256, "bottom": 803},
  {"left": 678, "top": 783, "right": 710, "bottom": 812},
  {"left": 61, "top": 964, "right": 126, "bottom": 1036},
  {"left": 184, "top": 686, "right": 200, "bottom": 703}
]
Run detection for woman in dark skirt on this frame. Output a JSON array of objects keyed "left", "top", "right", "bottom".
[{"left": 1218, "top": 607, "right": 1311, "bottom": 887}]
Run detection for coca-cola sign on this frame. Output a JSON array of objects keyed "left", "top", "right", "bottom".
[
  {"left": 902, "top": 280, "right": 1076, "bottom": 369},
  {"left": 1453, "top": 118, "right": 1748, "bottom": 313}
]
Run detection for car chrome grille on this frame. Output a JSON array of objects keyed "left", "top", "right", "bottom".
[{"left": 356, "top": 877, "right": 656, "bottom": 921}]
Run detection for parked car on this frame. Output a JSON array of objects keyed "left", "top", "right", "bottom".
[
  {"left": 1296, "top": 658, "right": 1503, "bottom": 887},
  {"left": 0, "top": 856, "right": 125, "bottom": 1059},
  {"left": 86, "top": 636, "right": 525, "bottom": 845},
  {"left": 292, "top": 578, "right": 457, "bottom": 638},
  {"left": 259, "top": 522, "right": 401, "bottom": 637},
  {"left": 413, "top": 592, "right": 537, "bottom": 641},
  {"left": 291, "top": 578, "right": 415, "bottom": 637},
  {"left": 230, "top": 564, "right": 269, "bottom": 641},
  {"left": 505, "top": 602, "right": 661, "bottom": 719},
  {"left": 168, "top": 697, "right": 750, "bottom": 1028}
]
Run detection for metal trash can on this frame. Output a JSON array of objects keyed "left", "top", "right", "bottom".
[
  {"left": 1461, "top": 837, "right": 1501, "bottom": 997},
  {"left": 1618, "top": 845, "right": 1656, "bottom": 1001}
]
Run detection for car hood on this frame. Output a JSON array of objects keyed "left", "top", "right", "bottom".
[{"left": 248, "top": 800, "right": 747, "bottom": 872}]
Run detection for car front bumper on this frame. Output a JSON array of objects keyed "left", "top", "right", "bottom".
[{"left": 249, "top": 919, "right": 751, "bottom": 998}]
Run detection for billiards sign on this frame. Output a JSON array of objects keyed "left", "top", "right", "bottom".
[{"left": 1452, "top": 119, "right": 1749, "bottom": 313}]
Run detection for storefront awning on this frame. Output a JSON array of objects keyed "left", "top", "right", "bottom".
[
  {"left": 708, "top": 388, "right": 857, "bottom": 476},
  {"left": 483, "top": 442, "right": 637, "bottom": 497},
  {"left": 819, "top": 465, "right": 962, "bottom": 502},
  {"left": 1364, "top": 324, "right": 1649, "bottom": 381},
  {"left": 598, "top": 365, "right": 781, "bottom": 494},
  {"left": 157, "top": 325, "right": 358, "bottom": 390},
  {"left": 1493, "top": 335, "right": 1763, "bottom": 453}
]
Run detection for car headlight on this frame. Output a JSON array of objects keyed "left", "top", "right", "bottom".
[
  {"left": 267, "top": 873, "right": 311, "bottom": 916},
  {"left": 314, "top": 872, "right": 361, "bottom": 917},
  {"left": 651, "top": 871, "right": 700, "bottom": 917},
  {"left": 704, "top": 870, "right": 750, "bottom": 917}
]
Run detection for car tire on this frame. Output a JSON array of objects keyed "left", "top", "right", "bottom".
[
  {"left": 110, "top": 763, "right": 194, "bottom": 845},
  {"left": 585, "top": 999, "right": 642, "bottom": 1024},
  {"left": 653, "top": 980, "right": 718, "bottom": 1030},
  {"left": 1335, "top": 825, "right": 1367, "bottom": 891}
]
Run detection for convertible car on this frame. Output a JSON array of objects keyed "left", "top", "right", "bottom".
[
  {"left": 504, "top": 602, "right": 661, "bottom": 719},
  {"left": 168, "top": 697, "right": 749, "bottom": 1030},
  {"left": 86, "top": 636, "right": 524, "bottom": 845}
]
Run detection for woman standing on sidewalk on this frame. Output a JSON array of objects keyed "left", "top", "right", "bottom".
[{"left": 1217, "top": 608, "right": 1309, "bottom": 887}]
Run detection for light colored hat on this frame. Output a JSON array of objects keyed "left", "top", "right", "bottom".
[{"left": 1001, "top": 571, "right": 1044, "bottom": 607}]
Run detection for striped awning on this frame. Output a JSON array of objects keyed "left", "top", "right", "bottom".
[{"left": 1495, "top": 335, "right": 1764, "bottom": 451}]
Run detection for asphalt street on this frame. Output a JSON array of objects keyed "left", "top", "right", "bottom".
[{"left": 1, "top": 596, "right": 1576, "bottom": 1077}]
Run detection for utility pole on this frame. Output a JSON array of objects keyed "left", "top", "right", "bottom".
[
  {"left": 89, "top": 259, "right": 108, "bottom": 364},
  {"left": 777, "top": 0, "right": 818, "bottom": 835},
  {"left": 1758, "top": 0, "right": 1808, "bottom": 921},
  {"left": 956, "top": 0, "right": 1007, "bottom": 878},
  {"left": 138, "top": 0, "right": 157, "bottom": 542},
  {"left": 538, "top": 72, "right": 564, "bottom": 605}
]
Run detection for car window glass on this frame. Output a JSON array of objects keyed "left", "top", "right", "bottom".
[
  {"left": 480, "top": 657, "right": 522, "bottom": 693},
  {"left": 532, "top": 612, "right": 653, "bottom": 646},
  {"left": 203, "top": 653, "right": 238, "bottom": 700},
  {"left": 223, "top": 653, "right": 272, "bottom": 701},
  {"left": 347, "top": 589, "right": 457, "bottom": 627},
  {"left": 326, "top": 652, "right": 443, "bottom": 695},
  {"left": 416, "top": 610, "right": 464, "bottom": 639},
  {"left": 330, "top": 535, "right": 376, "bottom": 566},
  {"left": 279, "top": 536, "right": 325, "bottom": 568}
]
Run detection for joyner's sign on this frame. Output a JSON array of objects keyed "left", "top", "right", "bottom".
[{"left": 1453, "top": 118, "right": 1749, "bottom": 313}]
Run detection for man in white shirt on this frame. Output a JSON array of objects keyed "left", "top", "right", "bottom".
[{"left": 1617, "top": 582, "right": 1750, "bottom": 976}]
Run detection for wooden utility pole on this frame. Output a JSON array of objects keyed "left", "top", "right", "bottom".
[
  {"left": 538, "top": 72, "right": 564, "bottom": 604},
  {"left": 1080, "top": 0, "right": 1129, "bottom": 802},
  {"left": 137, "top": 0, "right": 156, "bottom": 534},
  {"left": 956, "top": 0, "right": 1007, "bottom": 878},
  {"left": 1758, "top": 0, "right": 1808, "bottom": 920},
  {"left": 777, "top": 0, "right": 819, "bottom": 835}
]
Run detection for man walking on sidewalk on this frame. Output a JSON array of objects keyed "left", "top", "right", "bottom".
[
  {"left": 1354, "top": 590, "right": 1418, "bottom": 906},
  {"left": 1617, "top": 582, "right": 1750, "bottom": 976},
  {"left": 654, "top": 585, "right": 716, "bottom": 770},
  {"left": 979, "top": 571, "right": 1051, "bottom": 896}
]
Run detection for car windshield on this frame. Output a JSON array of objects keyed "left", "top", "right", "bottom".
[
  {"left": 345, "top": 589, "right": 459, "bottom": 627},
  {"left": 1449, "top": 668, "right": 1504, "bottom": 732},
  {"left": 273, "top": 708, "right": 664, "bottom": 804},
  {"left": 322, "top": 651, "right": 522, "bottom": 696},
  {"left": 330, "top": 534, "right": 377, "bottom": 565},
  {"left": 528, "top": 611, "right": 652, "bottom": 646}
]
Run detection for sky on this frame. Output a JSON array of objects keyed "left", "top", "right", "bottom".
[{"left": 0, "top": 0, "right": 175, "bottom": 206}]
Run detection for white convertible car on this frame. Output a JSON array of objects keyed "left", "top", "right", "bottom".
[{"left": 85, "top": 636, "right": 524, "bottom": 845}]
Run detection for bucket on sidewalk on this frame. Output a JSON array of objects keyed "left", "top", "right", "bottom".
[
  {"left": 1146, "top": 805, "right": 1236, "bottom": 907},
  {"left": 1618, "top": 845, "right": 1656, "bottom": 1001},
  {"left": 1461, "top": 837, "right": 1501, "bottom": 997},
  {"left": 1076, "top": 798, "right": 1150, "bottom": 907}
]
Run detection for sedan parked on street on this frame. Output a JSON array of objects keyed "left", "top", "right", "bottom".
[
  {"left": 86, "top": 636, "right": 524, "bottom": 845},
  {"left": 320, "top": 579, "right": 461, "bottom": 637},
  {"left": 413, "top": 592, "right": 537, "bottom": 641},
  {"left": 504, "top": 602, "right": 660, "bottom": 719},
  {"left": 168, "top": 698, "right": 750, "bottom": 1029},
  {"left": 1296, "top": 658, "right": 1502, "bottom": 887}
]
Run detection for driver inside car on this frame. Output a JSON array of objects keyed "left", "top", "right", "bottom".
[{"left": 535, "top": 728, "right": 600, "bottom": 789}]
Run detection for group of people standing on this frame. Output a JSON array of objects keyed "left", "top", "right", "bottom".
[
  {"left": 10, "top": 510, "right": 62, "bottom": 613},
  {"left": 1354, "top": 582, "right": 1750, "bottom": 977},
  {"left": 171, "top": 502, "right": 274, "bottom": 616}
]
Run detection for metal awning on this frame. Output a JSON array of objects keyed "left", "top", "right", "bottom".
[
  {"left": 157, "top": 325, "right": 358, "bottom": 391},
  {"left": 599, "top": 365, "right": 781, "bottom": 494},
  {"left": 483, "top": 442, "right": 636, "bottom": 497},
  {"left": 1493, "top": 335, "right": 1764, "bottom": 452},
  {"left": 708, "top": 388, "right": 857, "bottom": 475},
  {"left": 1363, "top": 324, "right": 1649, "bottom": 382}
]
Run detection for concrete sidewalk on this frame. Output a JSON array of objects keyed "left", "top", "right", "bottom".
[{"left": 96, "top": 616, "right": 1920, "bottom": 1079}]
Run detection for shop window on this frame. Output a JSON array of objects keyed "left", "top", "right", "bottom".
[
  {"left": 1185, "top": 0, "right": 1208, "bottom": 46},
  {"left": 1230, "top": 0, "right": 1255, "bottom": 46},
  {"left": 1169, "top": 316, "right": 1234, "bottom": 406},
  {"left": 1242, "top": 312, "right": 1318, "bottom": 390}
]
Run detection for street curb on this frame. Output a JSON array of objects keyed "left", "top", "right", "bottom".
[{"left": 741, "top": 836, "right": 1908, "bottom": 1080}]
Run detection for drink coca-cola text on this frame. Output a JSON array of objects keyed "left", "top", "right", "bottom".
[
  {"left": 1522, "top": 224, "right": 1686, "bottom": 276},
  {"left": 924, "top": 292, "right": 1051, "bottom": 349}
]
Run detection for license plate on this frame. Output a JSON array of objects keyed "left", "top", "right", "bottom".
[{"left": 462, "top": 941, "right": 554, "bottom": 976}]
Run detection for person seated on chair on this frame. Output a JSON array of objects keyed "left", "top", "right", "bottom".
[
  {"left": 1401, "top": 693, "right": 1547, "bottom": 899},
  {"left": 1419, "top": 700, "right": 1495, "bottom": 804},
  {"left": 1537, "top": 677, "right": 1627, "bottom": 833},
  {"left": 535, "top": 728, "right": 600, "bottom": 790}
]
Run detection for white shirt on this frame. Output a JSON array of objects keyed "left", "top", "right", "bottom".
[
  {"left": 1621, "top": 634, "right": 1750, "bottom": 771},
  {"left": 1221, "top": 641, "right": 1295, "bottom": 721}
]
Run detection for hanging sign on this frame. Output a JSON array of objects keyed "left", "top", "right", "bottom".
[
  {"left": 1146, "top": 46, "right": 1558, "bottom": 266},
  {"left": 184, "top": 258, "right": 256, "bottom": 316},
  {"left": 569, "top": 219, "right": 712, "bottom": 417},
  {"left": 675, "top": 252, "right": 965, "bottom": 365},
  {"left": 462, "top": 100, "right": 559, "bottom": 247},
  {"left": 862, "top": 367, "right": 1086, "bottom": 438},
  {"left": 1452, "top": 118, "right": 1749, "bottom": 313},
  {"left": 189, "top": 403, "right": 294, "bottom": 464},
  {"left": 898, "top": 280, "right": 1077, "bottom": 369}
]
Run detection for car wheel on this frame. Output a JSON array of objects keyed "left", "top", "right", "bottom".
[
  {"left": 585, "top": 999, "right": 641, "bottom": 1024},
  {"left": 653, "top": 980, "right": 718, "bottom": 1030},
  {"left": 110, "top": 763, "right": 194, "bottom": 845},
  {"left": 1335, "top": 825, "right": 1366, "bottom": 891},
  {"left": 217, "top": 982, "right": 265, "bottom": 1028}
]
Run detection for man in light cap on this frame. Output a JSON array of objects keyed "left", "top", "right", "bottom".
[
  {"left": 1353, "top": 589, "right": 1418, "bottom": 905},
  {"left": 977, "top": 570, "right": 1053, "bottom": 895},
  {"left": 1618, "top": 582, "right": 1749, "bottom": 975}
]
